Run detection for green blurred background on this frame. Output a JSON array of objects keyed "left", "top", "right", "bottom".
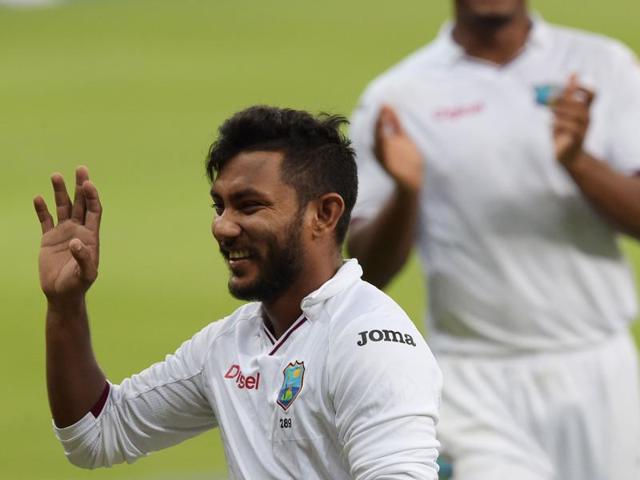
[{"left": 2, "top": 0, "right": 639, "bottom": 478}]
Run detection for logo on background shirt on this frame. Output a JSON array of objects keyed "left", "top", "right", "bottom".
[
  {"left": 277, "top": 361, "right": 305, "bottom": 411},
  {"left": 534, "top": 84, "right": 563, "bottom": 106},
  {"left": 433, "top": 102, "right": 485, "bottom": 120}
]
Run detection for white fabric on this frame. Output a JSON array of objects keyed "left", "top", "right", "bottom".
[
  {"left": 54, "top": 259, "right": 443, "bottom": 479},
  {"left": 437, "top": 331, "right": 640, "bottom": 480},
  {"left": 351, "top": 17, "right": 640, "bottom": 354}
]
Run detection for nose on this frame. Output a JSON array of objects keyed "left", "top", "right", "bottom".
[{"left": 212, "top": 211, "right": 242, "bottom": 245}]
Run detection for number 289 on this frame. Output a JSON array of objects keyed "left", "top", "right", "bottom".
[{"left": 280, "top": 418, "right": 292, "bottom": 429}]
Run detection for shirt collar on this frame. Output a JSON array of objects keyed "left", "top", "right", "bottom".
[
  {"left": 433, "top": 13, "right": 551, "bottom": 67},
  {"left": 300, "top": 258, "right": 362, "bottom": 314}
]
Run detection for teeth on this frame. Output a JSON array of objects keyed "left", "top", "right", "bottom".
[{"left": 229, "top": 249, "right": 250, "bottom": 260}]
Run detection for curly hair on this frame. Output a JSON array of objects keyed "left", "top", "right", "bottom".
[{"left": 206, "top": 106, "right": 358, "bottom": 245}]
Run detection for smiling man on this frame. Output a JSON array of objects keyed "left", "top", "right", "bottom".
[{"left": 34, "top": 106, "right": 442, "bottom": 479}]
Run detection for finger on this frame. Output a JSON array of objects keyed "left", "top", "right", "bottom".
[
  {"left": 380, "top": 105, "right": 403, "bottom": 136},
  {"left": 552, "top": 105, "right": 590, "bottom": 126},
  {"left": 574, "top": 86, "right": 595, "bottom": 106},
  {"left": 82, "top": 180, "right": 102, "bottom": 232},
  {"left": 71, "top": 166, "right": 90, "bottom": 223},
  {"left": 553, "top": 118, "right": 583, "bottom": 137},
  {"left": 51, "top": 173, "right": 73, "bottom": 223},
  {"left": 562, "top": 74, "right": 595, "bottom": 106},
  {"left": 33, "top": 196, "right": 54, "bottom": 234},
  {"left": 69, "top": 239, "right": 97, "bottom": 283}
]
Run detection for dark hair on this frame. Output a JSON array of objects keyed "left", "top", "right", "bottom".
[{"left": 206, "top": 105, "right": 358, "bottom": 245}]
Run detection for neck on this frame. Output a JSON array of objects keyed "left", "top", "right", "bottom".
[
  {"left": 452, "top": 11, "right": 531, "bottom": 65},
  {"left": 262, "top": 252, "right": 342, "bottom": 338}
]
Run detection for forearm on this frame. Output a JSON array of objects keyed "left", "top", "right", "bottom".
[
  {"left": 54, "top": 329, "right": 217, "bottom": 469},
  {"left": 347, "top": 186, "right": 420, "bottom": 288},
  {"left": 46, "top": 299, "right": 106, "bottom": 427},
  {"left": 564, "top": 151, "right": 640, "bottom": 239}
]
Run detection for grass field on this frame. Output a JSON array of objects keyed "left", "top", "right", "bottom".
[{"left": 2, "top": 0, "right": 640, "bottom": 478}]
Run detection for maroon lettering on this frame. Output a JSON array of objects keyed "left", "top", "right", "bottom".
[
  {"left": 224, "top": 364, "right": 260, "bottom": 390},
  {"left": 224, "top": 364, "right": 240, "bottom": 379}
]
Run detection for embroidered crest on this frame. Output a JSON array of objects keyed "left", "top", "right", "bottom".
[{"left": 277, "top": 361, "right": 305, "bottom": 411}]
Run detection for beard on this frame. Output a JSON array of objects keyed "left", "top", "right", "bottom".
[
  {"left": 469, "top": 13, "right": 514, "bottom": 28},
  {"left": 457, "top": 0, "right": 523, "bottom": 28},
  {"left": 227, "top": 211, "right": 305, "bottom": 303}
]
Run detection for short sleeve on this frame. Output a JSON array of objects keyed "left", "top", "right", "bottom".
[{"left": 329, "top": 307, "right": 442, "bottom": 479}]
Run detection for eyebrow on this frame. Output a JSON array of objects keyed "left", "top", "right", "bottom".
[{"left": 210, "top": 187, "right": 268, "bottom": 202}]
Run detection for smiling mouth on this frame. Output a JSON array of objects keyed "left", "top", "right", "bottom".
[
  {"left": 222, "top": 249, "right": 255, "bottom": 270},
  {"left": 228, "top": 249, "right": 251, "bottom": 260}
]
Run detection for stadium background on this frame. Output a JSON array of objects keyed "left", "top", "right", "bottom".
[{"left": 1, "top": 0, "right": 638, "bottom": 478}]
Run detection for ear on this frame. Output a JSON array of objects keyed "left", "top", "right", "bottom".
[{"left": 310, "top": 193, "right": 345, "bottom": 240}]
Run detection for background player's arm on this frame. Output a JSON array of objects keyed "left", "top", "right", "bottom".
[
  {"left": 34, "top": 167, "right": 107, "bottom": 428},
  {"left": 347, "top": 106, "right": 423, "bottom": 289},
  {"left": 556, "top": 74, "right": 640, "bottom": 239},
  {"left": 562, "top": 152, "right": 640, "bottom": 239}
]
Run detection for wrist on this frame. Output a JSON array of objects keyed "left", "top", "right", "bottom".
[
  {"left": 46, "top": 296, "right": 87, "bottom": 317},
  {"left": 394, "top": 182, "right": 421, "bottom": 205},
  {"left": 394, "top": 176, "right": 422, "bottom": 196},
  {"left": 560, "top": 148, "right": 590, "bottom": 172}
]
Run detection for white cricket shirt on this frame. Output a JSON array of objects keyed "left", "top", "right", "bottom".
[
  {"left": 351, "top": 16, "right": 640, "bottom": 354},
  {"left": 54, "top": 260, "right": 442, "bottom": 479}
]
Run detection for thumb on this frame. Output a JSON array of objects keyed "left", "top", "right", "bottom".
[
  {"left": 69, "top": 238, "right": 97, "bottom": 282},
  {"left": 380, "top": 106, "right": 402, "bottom": 136},
  {"left": 563, "top": 73, "right": 579, "bottom": 97}
]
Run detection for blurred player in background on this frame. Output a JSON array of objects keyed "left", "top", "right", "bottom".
[
  {"left": 348, "top": 1, "right": 640, "bottom": 478},
  {"left": 35, "top": 106, "right": 442, "bottom": 479}
]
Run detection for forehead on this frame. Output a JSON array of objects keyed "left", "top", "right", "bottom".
[{"left": 212, "top": 150, "right": 289, "bottom": 197}]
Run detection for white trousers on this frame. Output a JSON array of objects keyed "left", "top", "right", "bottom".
[{"left": 437, "top": 332, "right": 640, "bottom": 480}]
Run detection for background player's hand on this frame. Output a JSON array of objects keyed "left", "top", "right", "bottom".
[
  {"left": 553, "top": 74, "right": 595, "bottom": 165},
  {"left": 374, "top": 105, "right": 424, "bottom": 193},
  {"left": 34, "top": 166, "right": 102, "bottom": 307}
]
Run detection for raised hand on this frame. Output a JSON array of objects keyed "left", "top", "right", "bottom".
[
  {"left": 34, "top": 166, "right": 102, "bottom": 306},
  {"left": 374, "top": 105, "right": 425, "bottom": 193},
  {"left": 553, "top": 74, "right": 595, "bottom": 165}
]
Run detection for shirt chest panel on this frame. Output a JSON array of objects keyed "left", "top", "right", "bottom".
[
  {"left": 399, "top": 61, "right": 607, "bottom": 240},
  {"left": 206, "top": 321, "right": 335, "bottom": 446}
]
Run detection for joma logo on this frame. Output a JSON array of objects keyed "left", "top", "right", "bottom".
[{"left": 357, "top": 330, "right": 416, "bottom": 347}]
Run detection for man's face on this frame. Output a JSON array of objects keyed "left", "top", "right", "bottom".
[
  {"left": 455, "top": 0, "right": 526, "bottom": 23},
  {"left": 211, "top": 151, "right": 306, "bottom": 303}
]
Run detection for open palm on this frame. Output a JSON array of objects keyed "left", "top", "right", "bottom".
[{"left": 34, "top": 167, "right": 102, "bottom": 303}]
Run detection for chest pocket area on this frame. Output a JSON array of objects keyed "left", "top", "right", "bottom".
[{"left": 267, "top": 367, "right": 330, "bottom": 442}]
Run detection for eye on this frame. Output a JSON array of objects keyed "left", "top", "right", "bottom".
[
  {"left": 240, "top": 202, "right": 264, "bottom": 214},
  {"left": 211, "top": 202, "right": 224, "bottom": 215}
]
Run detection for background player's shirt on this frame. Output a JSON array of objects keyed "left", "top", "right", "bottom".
[
  {"left": 54, "top": 260, "right": 442, "bottom": 479},
  {"left": 351, "top": 17, "right": 640, "bottom": 354}
]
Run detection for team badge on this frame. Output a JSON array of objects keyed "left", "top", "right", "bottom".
[{"left": 277, "top": 361, "right": 305, "bottom": 411}]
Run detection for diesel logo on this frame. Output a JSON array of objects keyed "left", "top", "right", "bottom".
[
  {"left": 357, "top": 329, "right": 416, "bottom": 347},
  {"left": 224, "top": 364, "right": 260, "bottom": 390}
]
